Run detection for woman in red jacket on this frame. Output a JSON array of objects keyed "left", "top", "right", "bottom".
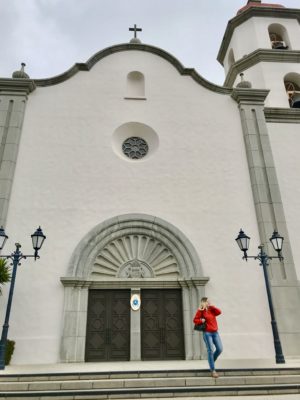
[{"left": 193, "top": 297, "right": 223, "bottom": 378}]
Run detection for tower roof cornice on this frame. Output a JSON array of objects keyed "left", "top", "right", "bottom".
[
  {"left": 217, "top": 7, "right": 300, "bottom": 65},
  {"left": 238, "top": 2, "right": 285, "bottom": 15}
]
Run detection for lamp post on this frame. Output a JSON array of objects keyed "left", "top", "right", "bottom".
[
  {"left": 235, "top": 229, "right": 285, "bottom": 364},
  {"left": 0, "top": 226, "right": 46, "bottom": 370}
]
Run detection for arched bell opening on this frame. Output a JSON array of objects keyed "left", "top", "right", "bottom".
[
  {"left": 268, "top": 24, "right": 290, "bottom": 50},
  {"left": 284, "top": 73, "right": 300, "bottom": 108}
]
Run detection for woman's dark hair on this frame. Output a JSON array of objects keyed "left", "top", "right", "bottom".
[{"left": 201, "top": 297, "right": 208, "bottom": 302}]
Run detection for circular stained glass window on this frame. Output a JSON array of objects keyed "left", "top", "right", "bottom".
[{"left": 122, "top": 137, "right": 149, "bottom": 160}]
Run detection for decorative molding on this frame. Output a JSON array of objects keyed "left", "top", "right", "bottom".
[
  {"left": 60, "top": 214, "right": 209, "bottom": 363},
  {"left": 231, "top": 88, "right": 269, "bottom": 104},
  {"left": 122, "top": 137, "right": 149, "bottom": 160},
  {"left": 28, "top": 44, "right": 232, "bottom": 94},
  {"left": 225, "top": 49, "right": 300, "bottom": 87},
  {"left": 218, "top": 7, "right": 300, "bottom": 65},
  {"left": 264, "top": 107, "right": 300, "bottom": 123},
  {"left": 60, "top": 277, "right": 209, "bottom": 289},
  {"left": 66, "top": 214, "right": 206, "bottom": 279},
  {"left": 124, "top": 96, "right": 147, "bottom": 100},
  {"left": 118, "top": 260, "right": 154, "bottom": 278},
  {"left": 92, "top": 233, "right": 179, "bottom": 279},
  {"left": 0, "top": 78, "right": 36, "bottom": 94}
]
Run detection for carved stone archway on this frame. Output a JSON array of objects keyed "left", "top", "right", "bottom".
[{"left": 60, "top": 214, "right": 209, "bottom": 362}]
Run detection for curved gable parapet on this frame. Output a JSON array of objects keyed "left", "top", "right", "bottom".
[{"left": 33, "top": 43, "right": 231, "bottom": 94}]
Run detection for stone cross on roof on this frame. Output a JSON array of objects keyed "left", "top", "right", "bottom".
[
  {"left": 129, "top": 24, "right": 142, "bottom": 44},
  {"left": 129, "top": 24, "right": 142, "bottom": 38}
]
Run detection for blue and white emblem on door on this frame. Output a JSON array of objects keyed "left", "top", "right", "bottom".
[{"left": 130, "top": 294, "right": 141, "bottom": 311}]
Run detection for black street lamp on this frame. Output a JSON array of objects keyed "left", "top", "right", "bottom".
[
  {"left": 235, "top": 229, "right": 285, "bottom": 364},
  {"left": 0, "top": 226, "right": 46, "bottom": 370}
]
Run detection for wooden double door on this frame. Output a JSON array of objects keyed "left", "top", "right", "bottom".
[{"left": 85, "top": 289, "right": 184, "bottom": 362}]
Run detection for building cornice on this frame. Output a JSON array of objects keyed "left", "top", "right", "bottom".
[
  {"left": 60, "top": 277, "right": 210, "bottom": 289},
  {"left": 231, "top": 88, "right": 269, "bottom": 104},
  {"left": 224, "top": 49, "right": 300, "bottom": 87},
  {"left": 217, "top": 7, "right": 300, "bottom": 65},
  {"left": 264, "top": 107, "right": 300, "bottom": 123},
  {"left": 31, "top": 43, "right": 231, "bottom": 95},
  {"left": 0, "top": 78, "right": 36, "bottom": 95}
]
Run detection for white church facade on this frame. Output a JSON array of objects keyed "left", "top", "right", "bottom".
[{"left": 0, "top": 0, "right": 300, "bottom": 366}]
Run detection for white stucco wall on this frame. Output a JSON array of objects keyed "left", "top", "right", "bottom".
[
  {"left": 0, "top": 49, "right": 274, "bottom": 364},
  {"left": 224, "top": 16, "right": 300, "bottom": 74},
  {"left": 232, "top": 62, "right": 300, "bottom": 107},
  {"left": 268, "top": 122, "right": 300, "bottom": 280}
]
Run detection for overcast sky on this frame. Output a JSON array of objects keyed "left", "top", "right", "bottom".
[{"left": 1, "top": 0, "right": 299, "bottom": 85}]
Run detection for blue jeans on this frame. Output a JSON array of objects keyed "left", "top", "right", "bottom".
[{"left": 203, "top": 331, "right": 223, "bottom": 371}]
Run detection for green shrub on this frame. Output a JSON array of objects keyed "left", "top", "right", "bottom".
[
  {"left": 5, "top": 340, "right": 15, "bottom": 365},
  {"left": 0, "top": 259, "right": 11, "bottom": 295}
]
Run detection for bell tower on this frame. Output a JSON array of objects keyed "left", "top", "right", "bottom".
[{"left": 218, "top": 0, "right": 300, "bottom": 107}]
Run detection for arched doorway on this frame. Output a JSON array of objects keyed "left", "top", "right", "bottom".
[{"left": 60, "top": 214, "right": 209, "bottom": 362}]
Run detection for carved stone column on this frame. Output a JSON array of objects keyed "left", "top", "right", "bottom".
[
  {"left": 0, "top": 79, "right": 35, "bottom": 227},
  {"left": 130, "top": 288, "right": 141, "bottom": 360},
  {"left": 232, "top": 88, "right": 300, "bottom": 357}
]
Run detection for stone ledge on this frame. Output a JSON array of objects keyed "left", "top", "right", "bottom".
[
  {"left": 264, "top": 107, "right": 300, "bottom": 123},
  {"left": 0, "top": 79, "right": 36, "bottom": 94},
  {"left": 225, "top": 49, "right": 300, "bottom": 87}
]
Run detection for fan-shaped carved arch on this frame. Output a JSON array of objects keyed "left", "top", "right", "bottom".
[
  {"left": 93, "top": 234, "right": 179, "bottom": 279},
  {"left": 67, "top": 214, "right": 203, "bottom": 279},
  {"left": 60, "top": 214, "right": 208, "bottom": 363}
]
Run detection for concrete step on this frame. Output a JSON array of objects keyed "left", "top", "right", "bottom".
[{"left": 0, "top": 368, "right": 299, "bottom": 399}]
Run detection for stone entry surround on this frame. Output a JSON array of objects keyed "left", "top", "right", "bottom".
[{"left": 60, "top": 214, "right": 209, "bottom": 363}]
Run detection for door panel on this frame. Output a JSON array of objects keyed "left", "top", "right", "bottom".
[
  {"left": 141, "top": 289, "right": 184, "bottom": 360},
  {"left": 85, "top": 290, "right": 130, "bottom": 361}
]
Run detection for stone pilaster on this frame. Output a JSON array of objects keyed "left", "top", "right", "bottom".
[
  {"left": 130, "top": 288, "right": 141, "bottom": 361},
  {"left": 0, "top": 79, "right": 35, "bottom": 227},
  {"left": 232, "top": 88, "right": 300, "bottom": 357},
  {"left": 60, "top": 283, "right": 89, "bottom": 362}
]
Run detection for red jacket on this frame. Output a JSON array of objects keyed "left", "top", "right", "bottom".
[{"left": 193, "top": 305, "right": 221, "bottom": 332}]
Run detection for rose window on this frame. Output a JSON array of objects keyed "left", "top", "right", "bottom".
[{"left": 122, "top": 137, "right": 149, "bottom": 159}]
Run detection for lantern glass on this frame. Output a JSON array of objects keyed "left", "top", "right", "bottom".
[
  {"left": 270, "top": 230, "right": 284, "bottom": 253},
  {"left": 235, "top": 229, "right": 250, "bottom": 252},
  {"left": 31, "top": 227, "right": 46, "bottom": 251}
]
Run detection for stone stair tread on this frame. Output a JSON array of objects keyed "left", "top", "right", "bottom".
[
  {"left": 0, "top": 368, "right": 299, "bottom": 398},
  {"left": 0, "top": 372, "right": 300, "bottom": 390},
  {"left": 1, "top": 367, "right": 300, "bottom": 381},
  {"left": 1, "top": 382, "right": 300, "bottom": 395},
  {"left": 0, "top": 374, "right": 299, "bottom": 388}
]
